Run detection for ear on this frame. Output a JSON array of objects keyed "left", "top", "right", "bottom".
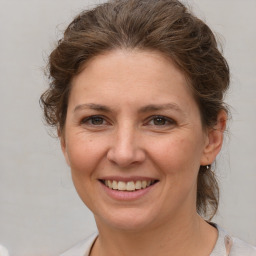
[
  {"left": 59, "top": 131, "right": 70, "bottom": 167},
  {"left": 200, "top": 110, "right": 227, "bottom": 166}
]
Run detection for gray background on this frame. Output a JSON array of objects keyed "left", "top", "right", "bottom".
[{"left": 0, "top": 0, "right": 255, "bottom": 255}]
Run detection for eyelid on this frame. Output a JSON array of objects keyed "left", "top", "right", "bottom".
[
  {"left": 145, "top": 115, "right": 176, "bottom": 126},
  {"left": 79, "top": 114, "right": 176, "bottom": 128},
  {"left": 80, "top": 115, "right": 109, "bottom": 126}
]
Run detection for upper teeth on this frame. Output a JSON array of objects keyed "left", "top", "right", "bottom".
[{"left": 104, "top": 180, "right": 153, "bottom": 191}]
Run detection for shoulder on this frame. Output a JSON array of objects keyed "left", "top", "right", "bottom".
[
  {"left": 211, "top": 223, "right": 256, "bottom": 256},
  {"left": 231, "top": 237, "right": 256, "bottom": 256},
  {"left": 60, "top": 233, "right": 98, "bottom": 256}
]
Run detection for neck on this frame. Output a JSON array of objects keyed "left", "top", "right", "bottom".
[{"left": 91, "top": 213, "right": 217, "bottom": 256}]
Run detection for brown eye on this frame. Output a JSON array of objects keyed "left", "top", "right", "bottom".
[
  {"left": 81, "top": 116, "right": 106, "bottom": 126},
  {"left": 153, "top": 117, "right": 167, "bottom": 125},
  {"left": 146, "top": 115, "right": 176, "bottom": 127},
  {"left": 90, "top": 116, "right": 104, "bottom": 125}
]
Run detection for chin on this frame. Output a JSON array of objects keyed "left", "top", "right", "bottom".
[{"left": 94, "top": 208, "right": 159, "bottom": 232}]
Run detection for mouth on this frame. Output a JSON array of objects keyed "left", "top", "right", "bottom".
[{"left": 99, "top": 179, "right": 159, "bottom": 192}]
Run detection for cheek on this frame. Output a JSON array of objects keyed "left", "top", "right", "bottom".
[
  {"left": 65, "top": 136, "right": 105, "bottom": 208},
  {"left": 66, "top": 135, "right": 105, "bottom": 178},
  {"left": 147, "top": 135, "right": 203, "bottom": 191},
  {"left": 151, "top": 136, "right": 203, "bottom": 168}
]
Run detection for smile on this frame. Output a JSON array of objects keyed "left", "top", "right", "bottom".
[{"left": 101, "top": 180, "right": 158, "bottom": 192}]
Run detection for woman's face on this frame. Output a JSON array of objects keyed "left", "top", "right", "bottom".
[{"left": 62, "top": 50, "right": 215, "bottom": 231}]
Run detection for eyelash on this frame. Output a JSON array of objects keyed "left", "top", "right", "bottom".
[
  {"left": 145, "top": 115, "right": 176, "bottom": 127},
  {"left": 80, "top": 115, "right": 176, "bottom": 128},
  {"left": 80, "top": 115, "right": 108, "bottom": 126}
]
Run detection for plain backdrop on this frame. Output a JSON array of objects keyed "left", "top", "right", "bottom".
[{"left": 0, "top": 0, "right": 255, "bottom": 255}]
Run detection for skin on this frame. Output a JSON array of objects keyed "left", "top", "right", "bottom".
[{"left": 61, "top": 50, "right": 226, "bottom": 256}]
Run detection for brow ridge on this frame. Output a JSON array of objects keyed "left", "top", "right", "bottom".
[
  {"left": 73, "top": 102, "right": 183, "bottom": 114},
  {"left": 73, "top": 103, "right": 112, "bottom": 113}
]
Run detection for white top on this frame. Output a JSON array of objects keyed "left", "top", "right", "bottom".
[
  {"left": 0, "top": 245, "right": 9, "bottom": 256},
  {"left": 60, "top": 224, "right": 256, "bottom": 256}
]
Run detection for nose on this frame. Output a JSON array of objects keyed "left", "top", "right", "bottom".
[{"left": 107, "top": 126, "right": 146, "bottom": 168}]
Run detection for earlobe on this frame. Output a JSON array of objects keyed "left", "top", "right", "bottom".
[{"left": 200, "top": 110, "right": 227, "bottom": 166}]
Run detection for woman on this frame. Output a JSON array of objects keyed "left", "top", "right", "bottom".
[{"left": 40, "top": 0, "right": 256, "bottom": 255}]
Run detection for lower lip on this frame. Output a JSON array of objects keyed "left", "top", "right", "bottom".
[{"left": 100, "top": 182, "right": 156, "bottom": 201}]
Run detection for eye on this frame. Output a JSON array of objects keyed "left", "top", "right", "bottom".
[
  {"left": 81, "top": 115, "right": 107, "bottom": 126},
  {"left": 152, "top": 117, "right": 168, "bottom": 125},
  {"left": 146, "top": 115, "right": 176, "bottom": 127}
]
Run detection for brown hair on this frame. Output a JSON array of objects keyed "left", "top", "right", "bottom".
[{"left": 40, "top": 0, "right": 229, "bottom": 219}]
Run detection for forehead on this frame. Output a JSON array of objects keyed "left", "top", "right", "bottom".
[
  {"left": 72, "top": 49, "right": 189, "bottom": 91},
  {"left": 69, "top": 49, "right": 198, "bottom": 115}
]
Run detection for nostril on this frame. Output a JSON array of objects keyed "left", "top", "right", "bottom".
[
  {"left": 107, "top": 148, "right": 145, "bottom": 167},
  {"left": 107, "top": 140, "right": 147, "bottom": 166}
]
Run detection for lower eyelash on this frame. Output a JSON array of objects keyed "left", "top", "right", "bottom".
[
  {"left": 80, "top": 116, "right": 105, "bottom": 125},
  {"left": 148, "top": 115, "right": 176, "bottom": 126}
]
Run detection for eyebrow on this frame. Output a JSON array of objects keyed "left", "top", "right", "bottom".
[
  {"left": 138, "top": 103, "right": 183, "bottom": 114},
  {"left": 73, "top": 103, "right": 112, "bottom": 113},
  {"left": 73, "top": 103, "right": 184, "bottom": 114}
]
